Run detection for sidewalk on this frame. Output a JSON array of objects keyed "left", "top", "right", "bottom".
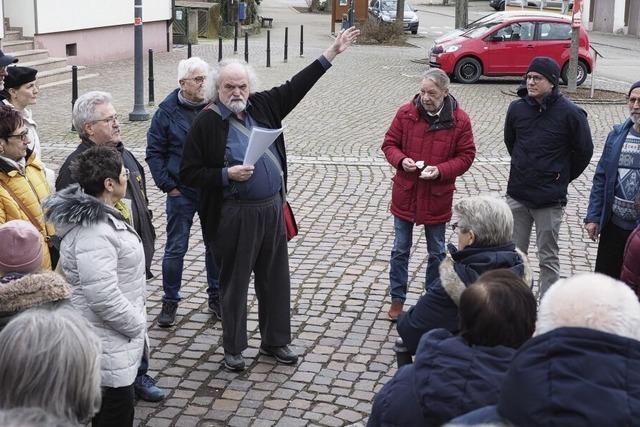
[{"left": 30, "top": 1, "right": 630, "bottom": 425}]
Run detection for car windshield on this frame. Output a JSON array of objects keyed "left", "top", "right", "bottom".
[
  {"left": 462, "top": 20, "right": 503, "bottom": 37},
  {"left": 380, "top": 1, "right": 412, "bottom": 12}
]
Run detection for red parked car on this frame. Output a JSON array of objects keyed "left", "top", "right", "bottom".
[{"left": 429, "top": 11, "right": 593, "bottom": 85}]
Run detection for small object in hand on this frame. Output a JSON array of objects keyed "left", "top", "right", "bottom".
[
  {"left": 420, "top": 168, "right": 436, "bottom": 179},
  {"left": 415, "top": 160, "right": 426, "bottom": 170}
]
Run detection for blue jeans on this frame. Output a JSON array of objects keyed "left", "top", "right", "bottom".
[
  {"left": 389, "top": 216, "right": 446, "bottom": 302},
  {"left": 163, "top": 193, "right": 220, "bottom": 303}
]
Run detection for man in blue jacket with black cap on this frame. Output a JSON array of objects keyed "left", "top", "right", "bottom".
[{"left": 504, "top": 56, "right": 593, "bottom": 297}]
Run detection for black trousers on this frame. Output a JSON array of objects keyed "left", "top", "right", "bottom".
[
  {"left": 211, "top": 194, "right": 291, "bottom": 354},
  {"left": 595, "top": 221, "right": 633, "bottom": 279},
  {"left": 92, "top": 384, "right": 135, "bottom": 427}
]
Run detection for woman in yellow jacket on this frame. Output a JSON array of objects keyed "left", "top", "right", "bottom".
[{"left": 0, "top": 105, "right": 53, "bottom": 270}]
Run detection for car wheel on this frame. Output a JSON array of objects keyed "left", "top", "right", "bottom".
[
  {"left": 454, "top": 57, "right": 482, "bottom": 84},
  {"left": 411, "top": 28, "right": 418, "bottom": 34},
  {"left": 561, "top": 60, "right": 588, "bottom": 86},
  {"left": 500, "top": 0, "right": 505, "bottom": 10}
]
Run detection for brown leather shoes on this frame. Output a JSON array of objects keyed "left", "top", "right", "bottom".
[{"left": 388, "top": 301, "right": 404, "bottom": 321}]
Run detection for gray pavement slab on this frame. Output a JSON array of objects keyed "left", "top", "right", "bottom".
[{"left": 29, "top": 0, "right": 633, "bottom": 424}]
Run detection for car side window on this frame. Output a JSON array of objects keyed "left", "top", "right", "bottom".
[
  {"left": 538, "top": 22, "right": 571, "bottom": 40},
  {"left": 494, "top": 22, "right": 534, "bottom": 41}
]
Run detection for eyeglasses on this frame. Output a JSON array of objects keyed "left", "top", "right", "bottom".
[
  {"left": 184, "top": 76, "right": 206, "bottom": 84},
  {"left": 629, "top": 97, "right": 640, "bottom": 106},
  {"left": 122, "top": 168, "right": 130, "bottom": 180},
  {"left": 5, "top": 130, "right": 29, "bottom": 141},
  {"left": 524, "top": 74, "right": 545, "bottom": 83},
  {"left": 91, "top": 114, "right": 119, "bottom": 125}
]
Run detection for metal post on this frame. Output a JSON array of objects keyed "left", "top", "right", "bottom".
[
  {"left": 234, "top": 22, "right": 238, "bottom": 53},
  {"left": 148, "top": 49, "right": 155, "bottom": 106},
  {"left": 244, "top": 32, "right": 249, "bottom": 62},
  {"left": 284, "top": 27, "right": 288, "bottom": 62},
  {"left": 300, "top": 25, "right": 304, "bottom": 56},
  {"left": 219, "top": 37, "right": 223, "bottom": 62},
  {"left": 187, "top": 42, "right": 192, "bottom": 58},
  {"left": 266, "top": 30, "right": 271, "bottom": 67},
  {"left": 71, "top": 65, "right": 78, "bottom": 131},
  {"left": 129, "top": 0, "right": 149, "bottom": 121}
]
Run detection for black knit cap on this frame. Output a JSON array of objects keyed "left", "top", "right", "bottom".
[
  {"left": 629, "top": 81, "right": 640, "bottom": 97},
  {"left": 4, "top": 66, "right": 37, "bottom": 89},
  {"left": 527, "top": 56, "right": 560, "bottom": 87}
]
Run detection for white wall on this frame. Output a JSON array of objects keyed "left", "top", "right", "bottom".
[
  {"left": 4, "top": 0, "right": 36, "bottom": 37},
  {"left": 5, "top": 0, "right": 171, "bottom": 36},
  {"left": 613, "top": 0, "right": 626, "bottom": 32},
  {"left": 36, "top": 0, "right": 171, "bottom": 34}
]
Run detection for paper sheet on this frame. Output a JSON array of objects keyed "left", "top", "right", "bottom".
[{"left": 243, "top": 126, "right": 285, "bottom": 165}]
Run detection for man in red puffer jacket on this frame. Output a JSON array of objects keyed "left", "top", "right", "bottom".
[{"left": 382, "top": 68, "right": 476, "bottom": 321}]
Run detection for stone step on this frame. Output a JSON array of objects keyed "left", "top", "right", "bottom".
[
  {"left": 18, "top": 57, "right": 70, "bottom": 73},
  {"left": 36, "top": 65, "right": 88, "bottom": 86},
  {"left": 1, "top": 39, "right": 34, "bottom": 53},
  {"left": 3, "top": 29, "right": 22, "bottom": 42},
  {"left": 39, "top": 73, "right": 99, "bottom": 89},
  {"left": 7, "top": 49, "right": 50, "bottom": 63}
]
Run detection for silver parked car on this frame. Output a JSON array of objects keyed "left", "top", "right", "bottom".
[{"left": 368, "top": 0, "right": 419, "bottom": 34}]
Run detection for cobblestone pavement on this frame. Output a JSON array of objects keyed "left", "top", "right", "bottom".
[{"left": 31, "top": 1, "right": 635, "bottom": 425}]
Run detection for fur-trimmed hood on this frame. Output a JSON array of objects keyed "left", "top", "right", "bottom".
[
  {"left": 440, "top": 243, "right": 533, "bottom": 306},
  {"left": 0, "top": 272, "right": 71, "bottom": 329},
  {"left": 43, "top": 184, "right": 123, "bottom": 238}
]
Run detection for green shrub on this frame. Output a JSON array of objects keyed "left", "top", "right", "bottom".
[{"left": 356, "top": 18, "right": 406, "bottom": 44}]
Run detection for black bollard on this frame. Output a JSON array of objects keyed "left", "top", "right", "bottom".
[
  {"left": 300, "top": 25, "right": 304, "bottom": 56},
  {"left": 393, "top": 338, "right": 412, "bottom": 367},
  {"left": 187, "top": 42, "right": 192, "bottom": 58},
  {"left": 234, "top": 23, "right": 238, "bottom": 54},
  {"left": 218, "top": 37, "right": 223, "bottom": 62},
  {"left": 148, "top": 49, "right": 155, "bottom": 106},
  {"left": 266, "top": 30, "right": 271, "bottom": 68},
  {"left": 71, "top": 65, "right": 78, "bottom": 131},
  {"left": 244, "top": 32, "right": 249, "bottom": 62},
  {"left": 284, "top": 27, "right": 288, "bottom": 63}
]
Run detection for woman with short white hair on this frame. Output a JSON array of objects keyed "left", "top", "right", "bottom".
[
  {"left": 397, "top": 195, "right": 532, "bottom": 354},
  {"left": 0, "top": 306, "right": 102, "bottom": 425}
]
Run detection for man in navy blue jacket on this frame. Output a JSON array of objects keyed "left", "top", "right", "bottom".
[
  {"left": 505, "top": 57, "right": 593, "bottom": 297},
  {"left": 584, "top": 80, "right": 640, "bottom": 279},
  {"left": 146, "top": 57, "right": 221, "bottom": 327}
]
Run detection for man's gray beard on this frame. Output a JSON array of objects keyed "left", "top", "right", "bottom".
[
  {"left": 227, "top": 99, "right": 247, "bottom": 114},
  {"left": 631, "top": 112, "right": 639, "bottom": 124}
]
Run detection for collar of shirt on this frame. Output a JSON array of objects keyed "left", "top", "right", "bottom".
[{"left": 426, "top": 102, "right": 445, "bottom": 117}]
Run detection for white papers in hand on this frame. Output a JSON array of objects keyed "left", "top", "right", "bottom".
[{"left": 243, "top": 126, "right": 285, "bottom": 165}]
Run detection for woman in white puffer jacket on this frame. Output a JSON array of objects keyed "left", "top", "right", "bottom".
[{"left": 44, "top": 146, "right": 146, "bottom": 427}]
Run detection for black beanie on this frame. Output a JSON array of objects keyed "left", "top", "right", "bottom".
[
  {"left": 527, "top": 57, "right": 560, "bottom": 87},
  {"left": 4, "top": 66, "right": 37, "bottom": 89},
  {"left": 629, "top": 81, "right": 640, "bottom": 97}
]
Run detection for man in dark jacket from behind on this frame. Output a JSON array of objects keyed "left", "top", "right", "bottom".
[
  {"left": 146, "top": 57, "right": 221, "bottom": 327},
  {"left": 505, "top": 57, "right": 593, "bottom": 297},
  {"left": 369, "top": 269, "right": 536, "bottom": 427},
  {"left": 180, "top": 27, "right": 359, "bottom": 372},
  {"left": 451, "top": 272, "right": 640, "bottom": 427},
  {"left": 55, "top": 90, "right": 163, "bottom": 402},
  {"left": 397, "top": 195, "right": 531, "bottom": 354}
]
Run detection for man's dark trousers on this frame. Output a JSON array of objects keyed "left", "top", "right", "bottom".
[{"left": 211, "top": 193, "right": 291, "bottom": 354}]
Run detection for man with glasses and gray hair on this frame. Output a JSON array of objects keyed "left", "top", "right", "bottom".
[
  {"left": 146, "top": 57, "right": 221, "bottom": 327},
  {"left": 54, "top": 91, "right": 163, "bottom": 402},
  {"left": 382, "top": 67, "right": 476, "bottom": 321},
  {"left": 584, "top": 80, "right": 640, "bottom": 279},
  {"left": 505, "top": 56, "right": 593, "bottom": 297}
]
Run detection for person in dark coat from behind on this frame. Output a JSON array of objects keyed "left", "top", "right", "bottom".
[
  {"left": 368, "top": 269, "right": 536, "bottom": 427},
  {"left": 397, "top": 195, "right": 532, "bottom": 354},
  {"left": 451, "top": 272, "right": 640, "bottom": 427}
]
